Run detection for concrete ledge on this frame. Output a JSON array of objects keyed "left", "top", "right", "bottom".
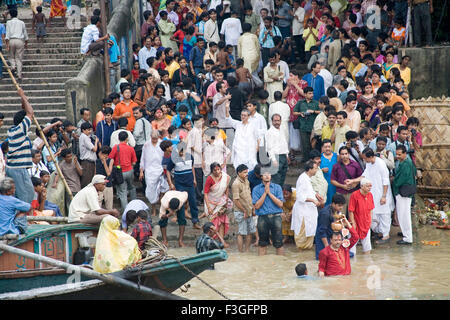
[
  {"left": 399, "top": 46, "right": 450, "bottom": 99},
  {"left": 64, "top": 0, "right": 138, "bottom": 122},
  {"left": 65, "top": 57, "right": 105, "bottom": 123}
]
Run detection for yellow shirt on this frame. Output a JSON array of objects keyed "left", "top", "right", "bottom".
[
  {"left": 167, "top": 61, "right": 180, "bottom": 80},
  {"left": 399, "top": 66, "right": 411, "bottom": 87},
  {"left": 303, "top": 27, "right": 318, "bottom": 52},
  {"left": 321, "top": 125, "right": 335, "bottom": 149},
  {"left": 334, "top": 124, "right": 350, "bottom": 153}
]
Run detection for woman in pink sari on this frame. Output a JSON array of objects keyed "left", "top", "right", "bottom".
[
  {"left": 282, "top": 71, "right": 308, "bottom": 159},
  {"left": 203, "top": 162, "right": 232, "bottom": 248}
]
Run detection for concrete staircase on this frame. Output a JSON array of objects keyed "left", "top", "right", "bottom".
[{"left": 0, "top": 17, "right": 84, "bottom": 140}]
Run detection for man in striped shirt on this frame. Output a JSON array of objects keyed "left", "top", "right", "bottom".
[{"left": 5, "top": 89, "right": 35, "bottom": 204}]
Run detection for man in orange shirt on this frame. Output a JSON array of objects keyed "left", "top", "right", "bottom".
[{"left": 112, "top": 86, "right": 138, "bottom": 132}]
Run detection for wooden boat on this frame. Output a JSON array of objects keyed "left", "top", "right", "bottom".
[{"left": 0, "top": 223, "right": 228, "bottom": 299}]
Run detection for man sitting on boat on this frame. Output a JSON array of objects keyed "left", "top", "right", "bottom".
[
  {"left": 0, "top": 177, "right": 31, "bottom": 235},
  {"left": 68, "top": 175, "right": 120, "bottom": 225}
]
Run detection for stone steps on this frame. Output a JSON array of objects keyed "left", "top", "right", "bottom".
[
  {"left": 0, "top": 95, "right": 65, "bottom": 104},
  {"left": 0, "top": 13, "right": 83, "bottom": 140},
  {"left": 0, "top": 89, "right": 65, "bottom": 97}
]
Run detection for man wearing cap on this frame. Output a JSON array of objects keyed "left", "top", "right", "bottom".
[{"left": 68, "top": 175, "right": 120, "bottom": 224}]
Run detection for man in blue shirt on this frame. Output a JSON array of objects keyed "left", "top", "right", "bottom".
[
  {"left": 302, "top": 61, "right": 325, "bottom": 101},
  {"left": 259, "top": 16, "right": 282, "bottom": 66},
  {"left": 252, "top": 170, "right": 284, "bottom": 256},
  {"left": 189, "top": 37, "right": 206, "bottom": 94},
  {"left": 0, "top": 177, "right": 31, "bottom": 236}
]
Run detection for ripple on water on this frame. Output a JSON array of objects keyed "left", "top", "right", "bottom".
[{"left": 170, "top": 225, "right": 450, "bottom": 300}]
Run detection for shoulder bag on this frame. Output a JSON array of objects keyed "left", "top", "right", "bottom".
[
  {"left": 399, "top": 161, "right": 416, "bottom": 197},
  {"left": 111, "top": 144, "right": 124, "bottom": 185}
]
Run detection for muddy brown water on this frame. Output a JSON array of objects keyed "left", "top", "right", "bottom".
[{"left": 168, "top": 224, "right": 450, "bottom": 300}]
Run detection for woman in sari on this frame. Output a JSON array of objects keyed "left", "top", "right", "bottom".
[
  {"left": 151, "top": 107, "right": 172, "bottom": 137},
  {"left": 93, "top": 215, "right": 142, "bottom": 274},
  {"left": 49, "top": 0, "right": 66, "bottom": 25},
  {"left": 382, "top": 51, "right": 399, "bottom": 80},
  {"left": 320, "top": 139, "right": 337, "bottom": 206},
  {"left": 202, "top": 162, "right": 232, "bottom": 248},
  {"left": 282, "top": 71, "right": 308, "bottom": 156}
]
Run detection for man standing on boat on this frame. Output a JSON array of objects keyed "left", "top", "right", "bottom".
[{"left": 68, "top": 175, "right": 120, "bottom": 225}]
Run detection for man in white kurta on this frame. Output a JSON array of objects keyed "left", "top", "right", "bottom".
[
  {"left": 268, "top": 97, "right": 290, "bottom": 144},
  {"left": 361, "top": 151, "right": 394, "bottom": 242},
  {"left": 291, "top": 162, "right": 320, "bottom": 249},
  {"left": 140, "top": 134, "right": 169, "bottom": 208},
  {"left": 237, "top": 27, "right": 261, "bottom": 74},
  {"left": 224, "top": 109, "right": 259, "bottom": 171},
  {"left": 264, "top": 114, "right": 289, "bottom": 186},
  {"left": 247, "top": 101, "right": 268, "bottom": 148}
]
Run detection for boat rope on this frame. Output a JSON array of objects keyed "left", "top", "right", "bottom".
[{"left": 131, "top": 237, "right": 230, "bottom": 300}]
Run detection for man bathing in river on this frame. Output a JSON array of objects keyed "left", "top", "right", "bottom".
[{"left": 318, "top": 216, "right": 359, "bottom": 277}]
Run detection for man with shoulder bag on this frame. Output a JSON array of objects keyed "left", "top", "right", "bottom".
[{"left": 393, "top": 144, "right": 416, "bottom": 245}]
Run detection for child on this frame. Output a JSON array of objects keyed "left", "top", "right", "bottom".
[
  {"left": 226, "top": 44, "right": 235, "bottom": 73},
  {"left": 393, "top": 77, "right": 409, "bottom": 101},
  {"left": 257, "top": 89, "right": 270, "bottom": 127},
  {"left": 31, "top": 177, "right": 56, "bottom": 225},
  {"left": 132, "top": 43, "right": 140, "bottom": 62},
  {"left": 391, "top": 19, "right": 406, "bottom": 47},
  {"left": 32, "top": 6, "right": 47, "bottom": 43},
  {"left": 131, "top": 60, "right": 140, "bottom": 83},
  {"left": 317, "top": 14, "right": 328, "bottom": 39},
  {"left": 125, "top": 210, "right": 138, "bottom": 234},
  {"left": 159, "top": 70, "right": 172, "bottom": 101},
  {"left": 303, "top": 18, "right": 319, "bottom": 62},
  {"left": 216, "top": 41, "right": 231, "bottom": 73},
  {"left": 295, "top": 263, "right": 315, "bottom": 279},
  {"left": 235, "top": 58, "right": 252, "bottom": 95},
  {"left": 131, "top": 210, "right": 153, "bottom": 250},
  {"left": 96, "top": 146, "right": 114, "bottom": 210}
]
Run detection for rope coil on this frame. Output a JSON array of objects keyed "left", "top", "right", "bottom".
[{"left": 126, "top": 237, "right": 230, "bottom": 300}]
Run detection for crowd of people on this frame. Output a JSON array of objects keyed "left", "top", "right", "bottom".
[{"left": 0, "top": 0, "right": 428, "bottom": 277}]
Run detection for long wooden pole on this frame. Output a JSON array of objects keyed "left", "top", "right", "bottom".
[
  {"left": 0, "top": 243, "right": 186, "bottom": 300},
  {"left": 100, "top": 0, "right": 111, "bottom": 95},
  {"left": 0, "top": 51, "right": 73, "bottom": 201}
]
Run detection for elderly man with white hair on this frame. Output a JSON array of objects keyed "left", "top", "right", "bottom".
[
  {"left": 139, "top": 130, "right": 169, "bottom": 217},
  {"left": 346, "top": 147, "right": 395, "bottom": 243},
  {"left": 348, "top": 177, "right": 375, "bottom": 255},
  {"left": 318, "top": 57, "right": 333, "bottom": 92},
  {"left": 0, "top": 177, "right": 31, "bottom": 235}
]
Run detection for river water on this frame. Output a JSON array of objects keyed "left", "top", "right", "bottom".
[{"left": 169, "top": 224, "right": 450, "bottom": 300}]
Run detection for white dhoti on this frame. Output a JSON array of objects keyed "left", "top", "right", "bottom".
[
  {"left": 288, "top": 122, "right": 301, "bottom": 151},
  {"left": 371, "top": 213, "right": 391, "bottom": 238},
  {"left": 350, "top": 229, "right": 372, "bottom": 255},
  {"left": 396, "top": 194, "right": 413, "bottom": 243},
  {"left": 145, "top": 171, "right": 169, "bottom": 204}
]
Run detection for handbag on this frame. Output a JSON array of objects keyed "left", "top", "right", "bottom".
[
  {"left": 399, "top": 162, "right": 417, "bottom": 197},
  {"left": 110, "top": 144, "right": 124, "bottom": 185}
]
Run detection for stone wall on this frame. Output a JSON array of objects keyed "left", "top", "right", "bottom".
[
  {"left": 64, "top": 0, "right": 139, "bottom": 122},
  {"left": 399, "top": 46, "right": 450, "bottom": 99}
]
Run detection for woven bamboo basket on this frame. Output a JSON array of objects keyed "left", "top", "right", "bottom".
[{"left": 410, "top": 97, "right": 450, "bottom": 197}]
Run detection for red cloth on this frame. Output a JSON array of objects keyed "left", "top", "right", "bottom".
[
  {"left": 172, "top": 29, "right": 185, "bottom": 54},
  {"left": 318, "top": 227, "right": 359, "bottom": 276},
  {"left": 348, "top": 190, "right": 374, "bottom": 239},
  {"left": 204, "top": 175, "right": 217, "bottom": 194},
  {"left": 109, "top": 143, "right": 137, "bottom": 173}
]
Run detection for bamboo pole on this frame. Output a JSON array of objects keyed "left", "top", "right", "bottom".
[
  {"left": 0, "top": 51, "right": 73, "bottom": 201},
  {"left": 0, "top": 243, "right": 186, "bottom": 300},
  {"left": 100, "top": 0, "right": 111, "bottom": 95}
]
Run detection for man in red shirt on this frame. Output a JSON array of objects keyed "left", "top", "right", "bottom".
[
  {"left": 109, "top": 131, "right": 137, "bottom": 211},
  {"left": 348, "top": 178, "right": 374, "bottom": 255},
  {"left": 318, "top": 216, "right": 359, "bottom": 277}
]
